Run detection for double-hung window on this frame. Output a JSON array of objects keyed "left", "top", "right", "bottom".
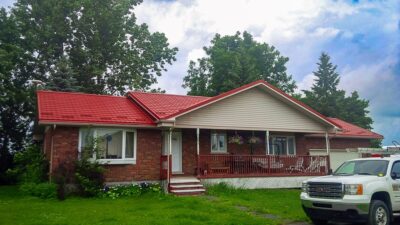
[
  {"left": 79, "top": 128, "right": 136, "bottom": 164},
  {"left": 268, "top": 136, "right": 295, "bottom": 155},
  {"left": 211, "top": 131, "right": 227, "bottom": 153}
]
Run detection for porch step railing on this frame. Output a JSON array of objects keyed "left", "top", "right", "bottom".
[{"left": 198, "top": 154, "right": 329, "bottom": 178}]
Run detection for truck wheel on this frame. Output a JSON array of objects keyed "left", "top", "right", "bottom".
[
  {"left": 310, "top": 218, "right": 327, "bottom": 225},
  {"left": 368, "top": 200, "right": 391, "bottom": 225}
]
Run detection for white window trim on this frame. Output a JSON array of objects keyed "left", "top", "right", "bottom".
[
  {"left": 267, "top": 135, "right": 296, "bottom": 155},
  {"left": 78, "top": 128, "right": 137, "bottom": 165},
  {"left": 211, "top": 131, "right": 227, "bottom": 153}
]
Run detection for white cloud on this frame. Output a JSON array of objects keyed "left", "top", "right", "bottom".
[
  {"left": 135, "top": 0, "right": 359, "bottom": 93},
  {"left": 296, "top": 73, "right": 316, "bottom": 94},
  {"left": 136, "top": 0, "right": 399, "bottom": 145}
]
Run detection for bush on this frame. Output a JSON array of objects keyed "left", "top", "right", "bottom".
[
  {"left": 6, "top": 145, "right": 48, "bottom": 184},
  {"left": 20, "top": 182, "right": 57, "bottom": 199},
  {"left": 101, "top": 183, "right": 162, "bottom": 199},
  {"left": 75, "top": 159, "right": 104, "bottom": 197},
  {"left": 74, "top": 134, "right": 107, "bottom": 197}
]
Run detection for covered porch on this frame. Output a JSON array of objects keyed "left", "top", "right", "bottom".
[{"left": 160, "top": 128, "right": 331, "bottom": 181}]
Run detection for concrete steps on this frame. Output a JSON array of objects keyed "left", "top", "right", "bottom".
[{"left": 169, "top": 176, "right": 206, "bottom": 196}]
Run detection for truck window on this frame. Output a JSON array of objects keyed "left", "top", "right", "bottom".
[
  {"left": 391, "top": 161, "right": 400, "bottom": 177},
  {"left": 334, "top": 160, "right": 389, "bottom": 176}
]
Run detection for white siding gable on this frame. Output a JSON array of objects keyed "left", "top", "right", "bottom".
[{"left": 174, "top": 87, "right": 328, "bottom": 133}]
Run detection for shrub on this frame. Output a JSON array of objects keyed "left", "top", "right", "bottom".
[
  {"left": 101, "top": 183, "right": 162, "bottom": 199},
  {"left": 75, "top": 135, "right": 105, "bottom": 197},
  {"left": 20, "top": 182, "right": 57, "bottom": 199},
  {"left": 6, "top": 144, "right": 48, "bottom": 183},
  {"left": 75, "top": 160, "right": 104, "bottom": 197}
]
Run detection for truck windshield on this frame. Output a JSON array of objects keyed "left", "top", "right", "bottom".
[{"left": 333, "top": 160, "right": 389, "bottom": 176}]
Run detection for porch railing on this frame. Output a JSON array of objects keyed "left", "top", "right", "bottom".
[{"left": 198, "top": 154, "right": 329, "bottom": 178}]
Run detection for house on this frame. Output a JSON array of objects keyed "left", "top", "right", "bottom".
[{"left": 36, "top": 80, "right": 383, "bottom": 195}]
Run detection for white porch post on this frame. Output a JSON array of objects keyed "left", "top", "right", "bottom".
[
  {"left": 266, "top": 130, "right": 270, "bottom": 155},
  {"left": 196, "top": 128, "right": 200, "bottom": 176},
  {"left": 325, "top": 131, "right": 330, "bottom": 155},
  {"left": 167, "top": 128, "right": 173, "bottom": 184},
  {"left": 196, "top": 128, "right": 200, "bottom": 155}
]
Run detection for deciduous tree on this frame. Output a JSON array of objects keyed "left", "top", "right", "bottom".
[{"left": 183, "top": 31, "right": 296, "bottom": 96}]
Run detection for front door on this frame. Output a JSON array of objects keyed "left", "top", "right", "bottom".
[{"left": 171, "top": 132, "right": 182, "bottom": 173}]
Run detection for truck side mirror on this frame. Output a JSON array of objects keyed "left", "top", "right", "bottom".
[
  {"left": 391, "top": 172, "right": 399, "bottom": 179},
  {"left": 328, "top": 169, "right": 333, "bottom": 175}
]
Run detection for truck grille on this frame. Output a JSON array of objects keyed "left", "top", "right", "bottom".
[{"left": 308, "top": 182, "right": 343, "bottom": 199}]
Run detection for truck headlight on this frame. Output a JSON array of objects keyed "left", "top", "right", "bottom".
[
  {"left": 302, "top": 182, "right": 309, "bottom": 193},
  {"left": 344, "top": 184, "right": 363, "bottom": 195}
]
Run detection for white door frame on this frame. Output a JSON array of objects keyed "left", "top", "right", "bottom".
[{"left": 171, "top": 132, "right": 182, "bottom": 173}]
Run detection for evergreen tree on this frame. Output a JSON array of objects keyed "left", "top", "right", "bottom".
[
  {"left": 46, "top": 57, "right": 81, "bottom": 92},
  {"left": 301, "top": 52, "right": 373, "bottom": 130},
  {"left": 183, "top": 31, "right": 296, "bottom": 96}
]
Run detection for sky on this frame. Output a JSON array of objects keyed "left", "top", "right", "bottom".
[{"left": 1, "top": 0, "right": 399, "bottom": 145}]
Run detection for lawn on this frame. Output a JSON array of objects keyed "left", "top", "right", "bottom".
[{"left": 0, "top": 184, "right": 308, "bottom": 225}]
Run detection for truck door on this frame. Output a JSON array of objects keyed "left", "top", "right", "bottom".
[{"left": 390, "top": 161, "right": 400, "bottom": 210}]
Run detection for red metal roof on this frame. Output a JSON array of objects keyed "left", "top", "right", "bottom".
[
  {"left": 37, "top": 80, "right": 383, "bottom": 140},
  {"left": 328, "top": 118, "right": 383, "bottom": 139},
  {"left": 128, "top": 92, "right": 210, "bottom": 119},
  {"left": 37, "top": 91, "right": 155, "bottom": 126}
]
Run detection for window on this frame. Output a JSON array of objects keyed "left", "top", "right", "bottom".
[
  {"left": 334, "top": 160, "right": 389, "bottom": 176},
  {"left": 211, "top": 131, "right": 227, "bottom": 153},
  {"left": 79, "top": 128, "right": 136, "bottom": 164},
  {"left": 268, "top": 136, "right": 296, "bottom": 155},
  {"left": 391, "top": 161, "right": 400, "bottom": 179}
]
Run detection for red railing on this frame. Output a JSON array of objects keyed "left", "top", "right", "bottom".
[{"left": 198, "top": 154, "right": 329, "bottom": 178}]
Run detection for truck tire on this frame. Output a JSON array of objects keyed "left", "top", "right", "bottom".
[
  {"left": 310, "top": 219, "right": 327, "bottom": 225},
  {"left": 368, "top": 200, "right": 391, "bottom": 225}
]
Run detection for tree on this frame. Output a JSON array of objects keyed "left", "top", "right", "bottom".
[
  {"left": 0, "top": 8, "right": 34, "bottom": 183},
  {"left": 12, "top": 0, "right": 177, "bottom": 95},
  {"left": 301, "top": 53, "right": 373, "bottom": 129},
  {"left": 0, "top": 0, "right": 177, "bottom": 183},
  {"left": 46, "top": 57, "right": 81, "bottom": 92},
  {"left": 183, "top": 31, "right": 296, "bottom": 96}
]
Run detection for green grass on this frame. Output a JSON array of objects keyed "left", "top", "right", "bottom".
[{"left": 0, "top": 185, "right": 307, "bottom": 225}]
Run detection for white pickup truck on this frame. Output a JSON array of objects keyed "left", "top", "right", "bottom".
[{"left": 301, "top": 156, "right": 400, "bottom": 225}]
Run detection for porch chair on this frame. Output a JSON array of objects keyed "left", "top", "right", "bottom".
[
  {"left": 305, "top": 157, "right": 321, "bottom": 173},
  {"left": 286, "top": 157, "right": 304, "bottom": 173}
]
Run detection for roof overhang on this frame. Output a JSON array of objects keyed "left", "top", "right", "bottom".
[{"left": 38, "top": 120, "right": 157, "bottom": 128}]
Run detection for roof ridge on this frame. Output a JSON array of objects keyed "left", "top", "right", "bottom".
[
  {"left": 129, "top": 91, "right": 210, "bottom": 98},
  {"left": 37, "top": 90, "right": 126, "bottom": 99}
]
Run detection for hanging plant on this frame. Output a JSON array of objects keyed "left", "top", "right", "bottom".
[
  {"left": 248, "top": 136, "right": 262, "bottom": 144},
  {"left": 228, "top": 131, "right": 244, "bottom": 145}
]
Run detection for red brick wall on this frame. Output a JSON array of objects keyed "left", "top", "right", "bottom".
[
  {"left": 43, "top": 127, "right": 53, "bottom": 161},
  {"left": 50, "top": 126, "right": 79, "bottom": 181},
  {"left": 104, "top": 129, "right": 162, "bottom": 182},
  {"left": 295, "top": 134, "right": 308, "bottom": 155},
  {"left": 305, "top": 137, "right": 372, "bottom": 150},
  {"left": 43, "top": 126, "right": 162, "bottom": 183}
]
